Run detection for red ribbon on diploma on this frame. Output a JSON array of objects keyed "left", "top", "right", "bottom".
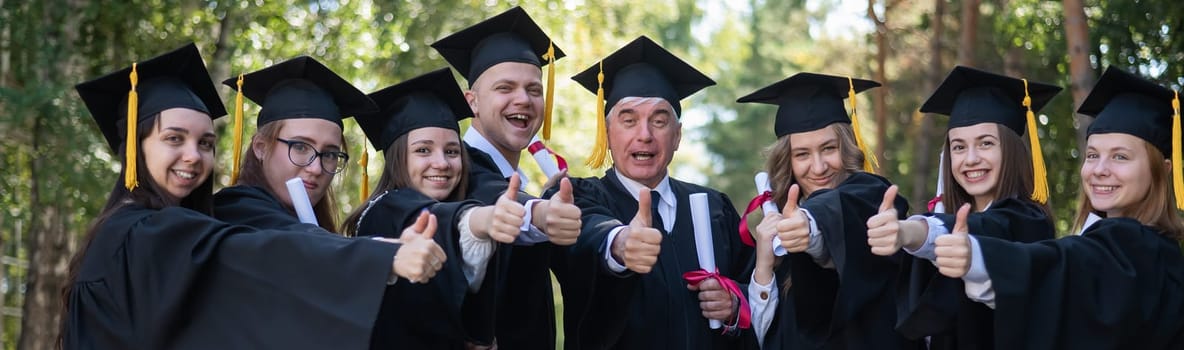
[
  {"left": 737, "top": 191, "right": 772, "bottom": 247},
  {"left": 528, "top": 140, "right": 568, "bottom": 171},
  {"left": 682, "top": 269, "right": 752, "bottom": 331},
  {"left": 927, "top": 195, "right": 942, "bottom": 212}
]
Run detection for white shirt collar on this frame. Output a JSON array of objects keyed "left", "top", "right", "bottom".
[{"left": 464, "top": 127, "right": 529, "bottom": 190}]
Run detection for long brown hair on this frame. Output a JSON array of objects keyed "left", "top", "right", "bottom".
[
  {"left": 940, "top": 123, "right": 1052, "bottom": 219},
  {"left": 61, "top": 115, "right": 216, "bottom": 342},
  {"left": 765, "top": 122, "right": 866, "bottom": 208},
  {"left": 1072, "top": 141, "right": 1184, "bottom": 240},
  {"left": 235, "top": 120, "right": 343, "bottom": 233},
  {"left": 341, "top": 132, "right": 471, "bottom": 236}
]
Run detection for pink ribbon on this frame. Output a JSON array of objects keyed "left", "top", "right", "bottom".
[
  {"left": 683, "top": 269, "right": 752, "bottom": 331},
  {"left": 737, "top": 191, "right": 772, "bottom": 247},
  {"left": 927, "top": 195, "right": 942, "bottom": 212},
  {"left": 528, "top": 140, "right": 568, "bottom": 172}
]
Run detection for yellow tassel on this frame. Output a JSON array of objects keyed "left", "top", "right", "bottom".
[
  {"left": 359, "top": 143, "right": 370, "bottom": 201},
  {"left": 847, "top": 77, "right": 877, "bottom": 173},
  {"left": 542, "top": 41, "right": 556, "bottom": 141},
  {"left": 124, "top": 63, "right": 140, "bottom": 191},
  {"left": 1022, "top": 79, "right": 1049, "bottom": 204},
  {"left": 230, "top": 74, "right": 245, "bottom": 185},
  {"left": 585, "top": 61, "right": 608, "bottom": 169},
  {"left": 1172, "top": 91, "right": 1183, "bottom": 211}
]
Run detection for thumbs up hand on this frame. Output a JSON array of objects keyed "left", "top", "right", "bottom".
[
  {"left": 539, "top": 178, "right": 582, "bottom": 246},
  {"left": 935, "top": 204, "right": 972, "bottom": 278},
  {"left": 391, "top": 210, "right": 447, "bottom": 283},
  {"left": 485, "top": 174, "right": 526, "bottom": 243},
  {"left": 776, "top": 184, "right": 811, "bottom": 253},
  {"left": 866, "top": 185, "right": 904, "bottom": 256},
  {"left": 610, "top": 189, "right": 663, "bottom": 274}
]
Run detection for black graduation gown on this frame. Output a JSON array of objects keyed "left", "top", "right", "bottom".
[
  {"left": 895, "top": 198, "right": 1053, "bottom": 349},
  {"left": 62, "top": 204, "right": 396, "bottom": 350},
  {"left": 553, "top": 168, "right": 754, "bottom": 350},
  {"left": 776, "top": 172, "right": 920, "bottom": 350},
  {"left": 465, "top": 143, "right": 557, "bottom": 350},
  {"left": 355, "top": 188, "right": 499, "bottom": 349},
  {"left": 213, "top": 185, "right": 312, "bottom": 231},
  {"left": 976, "top": 217, "right": 1184, "bottom": 349}
]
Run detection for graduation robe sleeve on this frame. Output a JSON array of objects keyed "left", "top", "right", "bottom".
[
  {"left": 785, "top": 172, "right": 919, "bottom": 349},
  {"left": 213, "top": 185, "right": 320, "bottom": 232},
  {"left": 63, "top": 205, "right": 396, "bottom": 350},
  {"left": 894, "top": 197, "right": 1054, "bottom": 349},
  {"left": 977, "top": 218, "right": 1184, "bottom": 349},
  {"left": 355, "top": 188, "right": 496, "bottom": 349}
]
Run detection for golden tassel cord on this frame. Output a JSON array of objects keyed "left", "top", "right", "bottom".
[
  {"left": 359, "top": 143, "right": 370, "bottom": 201},
  {"left": 585, "top": 61, "right": 609, "bottom": 169},
  {"left": 230, "top": 74, "right": 245, "bottom": 185},
  {"left": 124, "top": 63, "right": 140, "bottom": 191},
  {"left": 847, "top": 77, "right": 877, "bottom": 173},
  {"left": 542, "top": 41, "right": 556, "bottom": 141},
  {"left": 1021, "top": 79, "right": 1049, "bottom": 204},
  {"left": 1171, "top": 91, "right": 1183, "bottom": 210}
]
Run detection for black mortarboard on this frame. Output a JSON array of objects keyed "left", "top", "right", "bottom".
[
  {"left": 920, "top": 66, "right": 1061, "bottom": 136},
  {"left": 77, "top": 43, "right": 227, "bottom": 151},
  {"left": 356, "top": 68, "right": 472, "bottom": 152},
  {"left": 1080, "top": 66, "right": 1176, "bottom": 157},
  {"left": 431, "top": 6, "right": 565, "bottom": 85},
  {"left": 223, "top": 56, "right": 376, "bottom": 129},
  {"left": 570, "top": 36, "right": 715, "bottom": 168},
  {"left": 572, "top": 36, "right": 715, "bottom": 118},
  {"left": 736, "top": 72, "right": 879, "bottom": 137}
]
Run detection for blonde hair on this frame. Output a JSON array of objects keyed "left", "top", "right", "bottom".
[
  {"left": 1072, "top": 141, "right": 1184, "bottom": 240},
  {"left": 765, "top": 123, "right": 865, "bottom": 208}
]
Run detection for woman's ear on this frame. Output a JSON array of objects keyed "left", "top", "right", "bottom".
[{"left": 251, "top": 135, "right": 267, "bottom": 160}]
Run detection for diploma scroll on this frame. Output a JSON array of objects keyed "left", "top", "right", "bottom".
[
  {"left": 285, "top": 177, "right": 319, "bottom": 225},
  {"left": 754, "top": 173, "right": 788, "bottom": 257},
  {"left": 689, "top": 192, "right": 722, "bottom": 329}
]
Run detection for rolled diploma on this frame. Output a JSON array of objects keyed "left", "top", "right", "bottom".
[
  {"left": 689, "top": 192, "right": 722, "bottom": 329},
  {"left": 530, "top": 136, "right": 562, "bottom": 179},
  {"left": 285, "top": 177, "right": 319, "bottom": 225},
  {"left": 755, "top": 173, "right": 787, "bottom": 257}
]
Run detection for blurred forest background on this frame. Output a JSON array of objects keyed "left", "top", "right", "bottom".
[{"left": 1, "top": 0, "right": 1181, "bottom": 348}]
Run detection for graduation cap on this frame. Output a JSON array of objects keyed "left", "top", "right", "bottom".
[
  {"left": 222, "top": 56, "right": 377, "bottom": 184},
  {"left": 919, "top": 65, "right": 1062, "bottom": 204},
  {"left": 353, "top": 68, "right": 471, "bottom": 199},
  {"left": 431, "top": 6, "right": 564, "bottom": 140},
  {"left": 1078, "top": 66, "right": 1183, "bottom": 210},
  {"left": 571, "top": 36, "right": 716, "bottom": 168},
  {"left": 736, "top": 72, "right": 880, "bottom": 173},
  {"left": 75, "top": 42, "right": 227, "bottom": 191}
]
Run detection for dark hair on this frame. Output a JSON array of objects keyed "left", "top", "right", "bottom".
[
  {"left": 940, "top": 123, "right": 1052, "bottom": 219},
  {"left": 341, "top": 132, "right": 471, "bottom": 236},
  {"left": 61, "top": 114, "right": 215, "bottom": 342},
  {"left": 235, "top": 120, "right": 343, "bottom": 233}
]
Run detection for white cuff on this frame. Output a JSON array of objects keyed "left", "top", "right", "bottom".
[
  {"left": 459, "top": 208, "right": 496, "bottom": 293},
  {"left": 604, "top": 226, "right": 629, "bottom": 274},
  {"left": 902, "top": 215, "right": 946, "bottom": 261},
  {"left": 522, "top": 199, "right": 543, "bottom": 232},
  {"left": 748, "top": 270, "right": 779, "bottom": 348},
  {"left": 962, "top": 235, "right": 996, "bottom": 309},
  {"left": 513, "top": 199, "right": 549, "bottom": 245},
  {"left": 800, "top": 208, "right": 833, "bottom": 268}
]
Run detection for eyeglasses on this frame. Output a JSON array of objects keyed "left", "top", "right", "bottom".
[{"left": 275, "top": 138, "right": 350, "bottom": 174}]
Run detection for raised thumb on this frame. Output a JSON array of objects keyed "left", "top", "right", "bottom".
[
  {"left": 421, "top": 213, "right": 438, "bottom": 239},
  {"left": 952, "top": 203, "right": 971, "bottom": 236},
  {"left": 556, "top": 177, "right": 574, "bottom": 203},
  {"left": 880, "top": 185, "right": 899, "bottom": 213},
  {"left": 504, "top": 173, "right": 521, "bottom": 202},
  {"left": 781, "top": 184, "right": 801, "bottom": 216},
  {"left": 632, "top": 188, "right": 652, "bottom": 227}
]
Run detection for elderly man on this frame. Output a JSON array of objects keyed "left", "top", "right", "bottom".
[
  {"left": 548, "top": 36, "right": 754, "bottom": 350},
  {"left": 431, "top": 6, "right": 581, "bottom": 349}
]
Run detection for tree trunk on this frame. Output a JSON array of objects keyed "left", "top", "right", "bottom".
[
  {"left": 911, "top": 0, "right": 945, "bottom": 206},
  {"left": 958, "top": 0, "right": 979, "bottom": 66},
  {"left": 867, "top": 0, "right": 890, "bottom": 175},
  {"left": 1063, "top": 0, "right": 1094, "bottom": 148}
]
